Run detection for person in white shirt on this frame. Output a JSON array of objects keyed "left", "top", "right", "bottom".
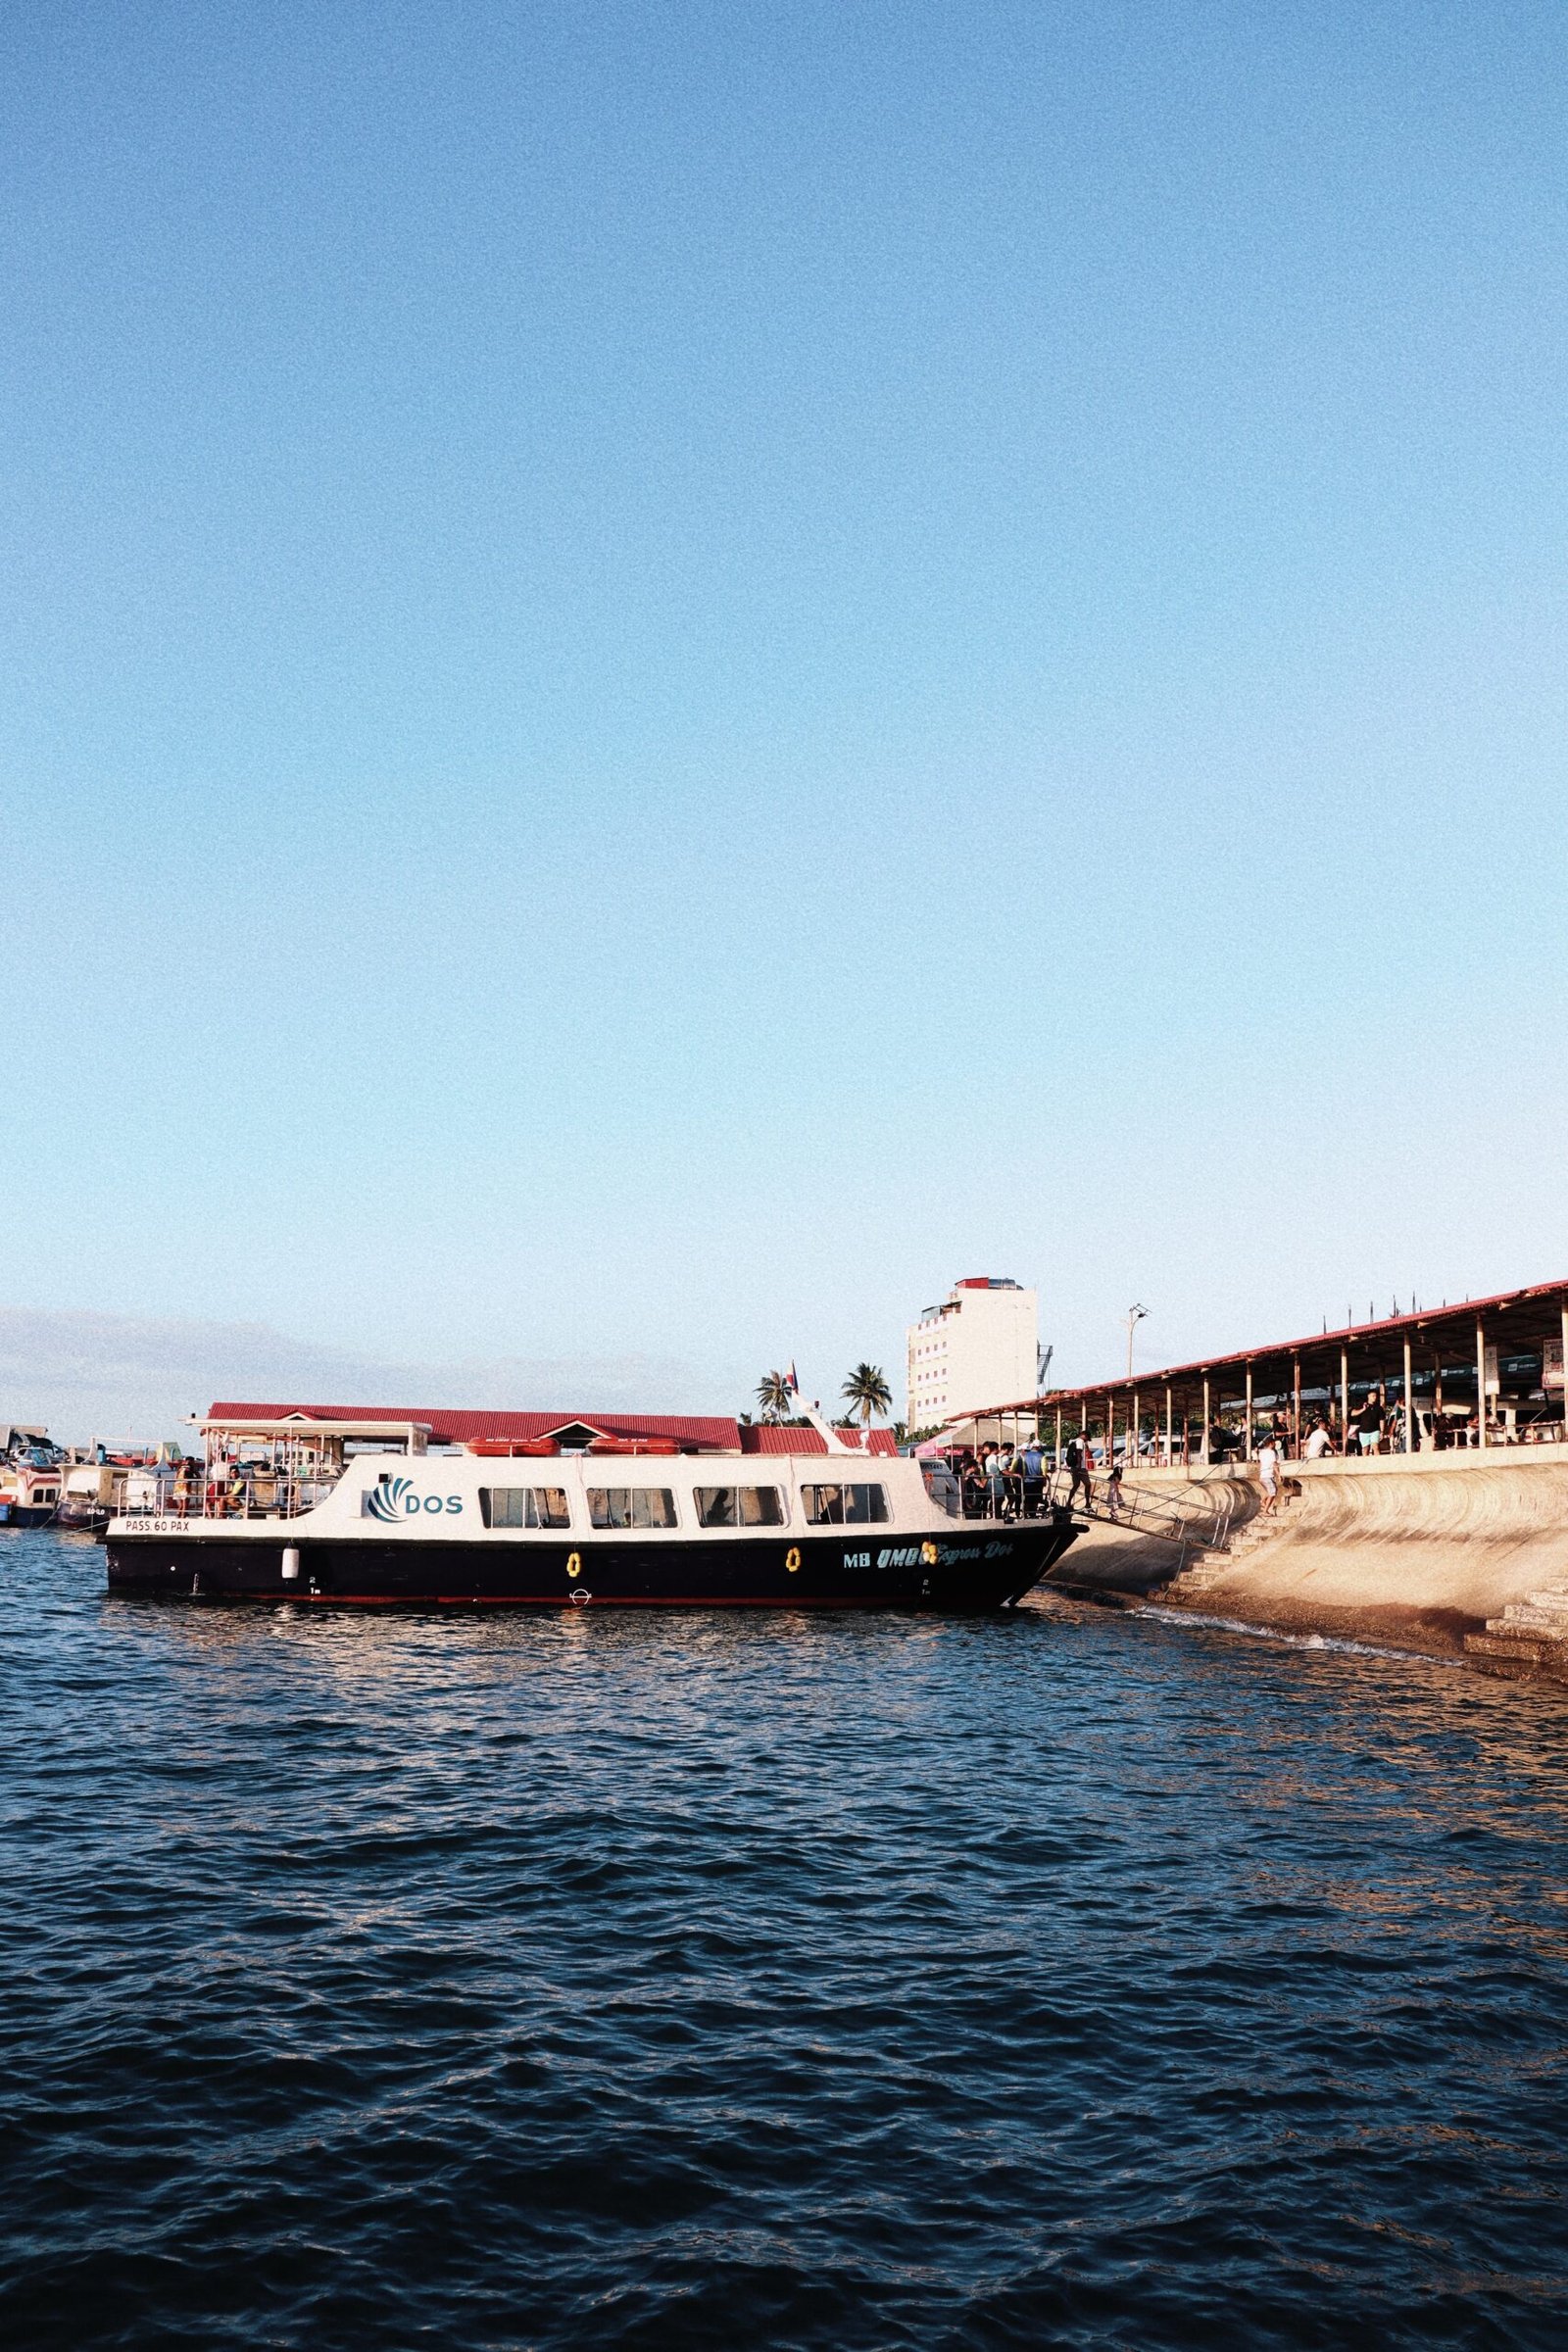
[
  {"left": 1258, "top": 1436, "right": 1282, "bottom": 1515},
  {"left": 1303, "top": 1421, "right": 1334, "bottom": 1460}
]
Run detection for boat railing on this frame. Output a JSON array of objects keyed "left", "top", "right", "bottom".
[{"left": 117, "top": 1468, "right": 343, "bottom": 1521}]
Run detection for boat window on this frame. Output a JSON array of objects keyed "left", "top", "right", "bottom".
[
  {"left": 802, "top": 1483, "right": 890, "bottom": 1526},
  {"left": 587, "top": 1487, "right": 678, "bottom": 1530},
  {"left": 480, "top": 1486, "right": 571, "bottom": 1530},
  {"left": 694, "top": 1485, "right": 785, "bottom": 1529}
]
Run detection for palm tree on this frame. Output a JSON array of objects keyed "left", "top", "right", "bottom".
[
  {"left": 841, "top": 1362, "right": 892, "bottom": 1427},
  {"left": 757, "top": 1370, "right": 793, "bottom": 1421}
]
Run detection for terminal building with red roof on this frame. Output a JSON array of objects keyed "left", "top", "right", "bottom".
[{"left": 964, "top": 1277, "right": 1568, "bottom": 1465}]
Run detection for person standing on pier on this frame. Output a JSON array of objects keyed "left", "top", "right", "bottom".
[{"left": 1258, "top": 1434, "right": 1282, "bottom": 1517}]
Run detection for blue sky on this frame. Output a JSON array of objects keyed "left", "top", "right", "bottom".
[{"left": 3, "top": 1, "right": 1565, "bottom": 1431}]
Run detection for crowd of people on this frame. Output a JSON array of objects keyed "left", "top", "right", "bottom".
[
  {"left": 939, "top": 1395, "right": 1558, "bottom": 1522},
  {"left": 945, "top": 1436, "right": 1132, "bottom": 1522}
]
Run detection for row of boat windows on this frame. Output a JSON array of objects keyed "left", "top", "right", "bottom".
[{"left": 477, "top": 1483, "right": 890, "bottom": 1532}]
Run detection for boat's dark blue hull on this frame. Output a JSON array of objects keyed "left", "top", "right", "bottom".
[{"left": 105, "top": 1513, "right": 1079, "bottom": 1609}]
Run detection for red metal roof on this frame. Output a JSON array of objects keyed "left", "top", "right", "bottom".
[
  {"left": 206, "top": 1403, "right": 741, "bottom": 1450},
  {"left": 738, "top": 1423, "right": 898, "bottom": 1455}
]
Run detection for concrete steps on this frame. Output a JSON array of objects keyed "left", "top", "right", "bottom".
[
  {"left": 1225, "top": 1525, "right": 1285, "bottom": 1556},
  {"left": 1162, "top": 1500, "right": 1295, "bottom": 1604},
  {"left": 1488, "top": 1603, "right": 1568, "bottom": 1637},
  {"left": 1169, "top": 1564, "right": 1227, "bottom": 1593},
  {"left": 1465, "top": 1586, "right": 1568, "bottom": 1681}
]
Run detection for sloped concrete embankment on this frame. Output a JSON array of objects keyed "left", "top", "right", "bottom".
[{"left": 1153, "top": 1459, "right": 1568, "bottom": 1659}]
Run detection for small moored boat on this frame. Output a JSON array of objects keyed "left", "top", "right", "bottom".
[
  {"left": 57, "top": 1446, "right": 185, "bottom": 1532},
  {"left": 0, "top": 1428, "right": 65, "bottom": 1528}
]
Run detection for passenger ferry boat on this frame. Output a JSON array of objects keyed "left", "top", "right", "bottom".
[
  {"left": 104, "top": 1406, "right": 1080, "bottom": 1610},
  {"left": 0, "top": 1427, "right": 65, "bottom": 1527}
]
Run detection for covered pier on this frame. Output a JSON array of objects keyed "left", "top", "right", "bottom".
[{"left": 979, "top": 1279, "right": 1568, "bottom": 1468}]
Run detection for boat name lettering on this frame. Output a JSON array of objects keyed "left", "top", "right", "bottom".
[{"left": 363, "top": 1477, "right": 464, "bottom": 1523}]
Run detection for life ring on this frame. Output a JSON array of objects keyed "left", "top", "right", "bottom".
[
  {"left": 566, "top": 1552, "right": 581, "bottom": 1579},
  {"left": 785, "top": 1545, "right": 801, "bottom": 1573}
]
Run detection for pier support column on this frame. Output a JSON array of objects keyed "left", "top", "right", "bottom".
[
  {"left": 1293, "top": 1353, "right": 1301, "bottom": 1458},
  {"left": 1054, "top": 1404, "right": 1062, "bottom": 1464},
  {"left": 1106, "top": 1394, "right": 1115, "bottom": 1471},
  {"left": 1476, "top": 1318, "right": 1488, "bottom": 1449},
  {"left": 1131, "top": 1389, "right": 1140, "bottom": 1472},
  {"left": 1245, "top": 1363, "right": 1253, "bottom": 1461},
  {"left": 1340, "top": 1348, "right": 1349, "bottom": 1452},
  {"left": 1403, "top": 1338, "right": 1414, "bottom": 1452},
  {"left": 1561, "top": 1301, "right": 1568, "bottom": 1444},
  {"left": 1164, "top": 1384, "right": 1173, "bottom": 1468},
  {"left": 1201, "top": 1376, "right": 1210, "bottom": 1465}
]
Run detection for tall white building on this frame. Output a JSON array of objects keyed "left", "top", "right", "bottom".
[{"left": 906, "top": 1278, "right": 1039, "bottom": 1432}]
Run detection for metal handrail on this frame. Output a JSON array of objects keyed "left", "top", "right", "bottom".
[
  {"left": 945, "top": 1467, "right": 1237, "bottom": 1560},
  {"left": 1053, "top": 1471, "right": 1236, "bottom": 1551}
]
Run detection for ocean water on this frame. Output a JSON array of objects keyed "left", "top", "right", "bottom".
[{"left": 4, "top": 1533, "right": 1568, "bottom": 2350}]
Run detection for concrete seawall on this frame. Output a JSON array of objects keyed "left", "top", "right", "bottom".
[{"left": 1052, "top": 1453, "right": 1568, "bottom": 1662}]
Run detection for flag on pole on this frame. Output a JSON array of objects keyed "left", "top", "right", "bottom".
[{"left": 786, "top": 1361, "right": 799, "bottom": 1395}]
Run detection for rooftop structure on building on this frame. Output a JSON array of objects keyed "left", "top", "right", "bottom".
[{"left": 906, "top": 1277, "right": 1038, "bottom": 1434}]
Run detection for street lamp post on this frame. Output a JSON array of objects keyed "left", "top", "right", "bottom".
[{"left": 1126, "top": 1303, "right": 1149, "bottom": 1381}]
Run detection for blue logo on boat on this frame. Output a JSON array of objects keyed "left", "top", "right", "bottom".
[
  {"left": 364, "top": 1478, "right": 464, "bottom": 1522},
  {"left": 365, "top": 1477, "right": 413, "bottom": 1522}
]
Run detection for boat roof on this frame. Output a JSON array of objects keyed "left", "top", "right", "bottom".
[
  {"left": 204, "top": 1402, "right": 900, "bottom": 1455},
  {"left": 208, "top": 1403, "right": 744, "bottom": 1451},
  {"left": 203, "top": 1413, "right": 433, "bottom": 1442}
]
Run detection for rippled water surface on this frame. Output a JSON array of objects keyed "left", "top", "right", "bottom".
[{"left": 5, "top": 1534, "right": 1568, "bottom": 2348}]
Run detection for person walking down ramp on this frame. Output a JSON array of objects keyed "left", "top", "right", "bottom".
[
  {"left": 1065, "top": 1434, "right": 1093, "bottom": 1509},
  {"left": 1021, "top": 1441, "right": 1045, "bottom": 1519},
  {"left": 1257, "top": 1435, "right": 1282, "bottom": 1518}
]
